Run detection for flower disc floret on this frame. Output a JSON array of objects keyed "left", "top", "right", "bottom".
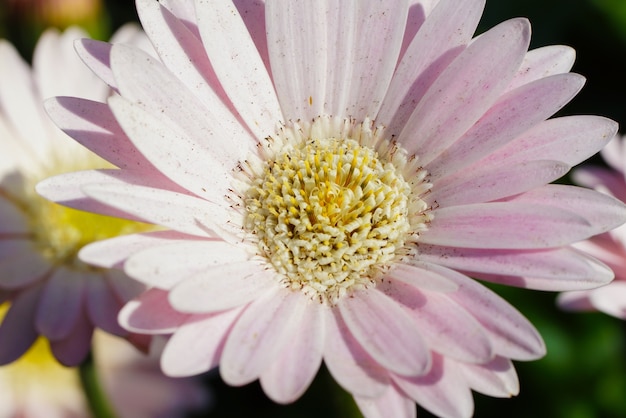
[{"left": 245, "top": 123, "right": 420, "bottom": 304}]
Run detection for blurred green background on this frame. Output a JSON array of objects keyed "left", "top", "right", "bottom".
[{"left": 1, "top": 0, "right": 625, "bottom": 417}]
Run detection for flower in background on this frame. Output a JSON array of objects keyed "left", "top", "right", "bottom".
[
  {"left": 558, "top": 136, "right": 626, "bottom": 319},
  {"left": 0, "top": 303, "right": 209, "bottom": 418},
  {"left": 0, "top": 26, "right": 155, "bottom": 366},
  {"left": 5, "top": 0, "right": 103, "bottom": 30},
  {"left": 38, "top": 0, "right": 626, "bottom": 416}
]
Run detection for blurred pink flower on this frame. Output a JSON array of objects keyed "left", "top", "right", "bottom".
[
  {"left": 0, "top": 26, "right": 154, "bottom": 366},
  {"left": 558, "top": 136, "right": 626, "bottom": 319},
  {"left": 38, "top": 0, "right": 626, "bottom": 416},
  {"left": 0, "top": 305, "right": 208, "bottom": 418}
]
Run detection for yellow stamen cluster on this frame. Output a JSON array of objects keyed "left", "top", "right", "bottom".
[{"left": 245, "top": 130, "right": 416, "bottom": 304}]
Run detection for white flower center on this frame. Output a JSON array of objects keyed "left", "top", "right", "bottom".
[{"left": 243, "top": 117, "right": 432, "bottom": 304}]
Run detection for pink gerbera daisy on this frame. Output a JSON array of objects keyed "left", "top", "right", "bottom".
[
  {"left": 558, "top": 136, "right": 626, "bottom": 319},
  {"left": 0, "top": 26, "right": 153, "bottom": 366},
  {"left": 38, "top": 0, "right": 626, "bottom": 416}
]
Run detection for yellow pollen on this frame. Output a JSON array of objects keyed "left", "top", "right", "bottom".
[{"left": 245, "top": 128, "right": 418, "bottom": 304}]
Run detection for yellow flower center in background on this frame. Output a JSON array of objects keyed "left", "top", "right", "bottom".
[
  {"left": 29, "top": 195, "right": 153, "bottom": 268},
  {"left": 246, "top": 132, "right": 416, "bottom": 304}
]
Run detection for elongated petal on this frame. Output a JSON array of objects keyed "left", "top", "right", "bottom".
[
  {"left": 400, "top": 18, "right": 530, "bottom": 164},
  {"left": 35, "top": 267, "right": 85, "bottom": 340},
  {"left": 81, "top": 183, "right": 234, "bottom": 238},
  {"left": 419, "top": 263, "right": 545, "bottom": 359},
  {"left": 506, "top": 45, "right": 576, "bottom": 92},
  {"left": 161, "top": 307, "right": 243, "bottom": 377},
  {"left": 125, "top": 239, "right": 253, "bottom": 289},
  {"left": 0, "top": 284, "right": 42, "bottom": 365},
  {"left": 0, "top": 197, "right": 29, "bottom": 234},
  {"left": 393, "top": 353, "right": 474, "bottom": 418},
  {"left": 458, "top": 356, "right": 519, "bottom": 397},
  {"left": 119, "top": 288, "right": 188, "bottom": 334},
  {"left": 338, "top": 289, "right": 430, "bottom": 376},
  {"left": 44, "top": 97, "right": 154, "bottom": 171},
  {"left": 354, "top": 384, "right": 416, "bottom": 418},
  {"left": 429, "top": 160, "right": 569, "bottom": 207},
  {"left": 169, "top": 262, "right": 277, "bottom": 313},
  {"left": 220, "top": 288, "right": 305, "bottom": 386},
  {"left": 49, "top": 307, "right": 94, "bottom": 366},
  {"left": 380, "top": 0, "right": 485, "bottom": 131},
  {"left": 323, "top": 307, "right": 390, "bottom": 398},
  {"left": 0, "top": 248, "right": 52, "bottom": 290},
  {"left": 37, "top": 169, "right": 184, "bottom": 221},
  {"left": 195, "top": 0, "right": 283, "bottom": 138},
  {"left": 86, "top": 276, "right": 126, "bottom": 336},
  {"left": 74, "top": 39, "right": 119, "bottom": 90},
  {"left": 588, "top": 282, "right": 626, "bottom": 319},
  {"left": 379, "top": 279, "right": 493, "bottom": 363},
  {"left": 135, "top": 0, "right": 241, "bottom": 128},
  {"left": 418, "top": 245, "right": 614, "bottom": 290},
  {"left": 80, "top": 230, "right": 197, "bottom": 269},
  {"left": 386, "top": 263, "right": 458, "bottom": 293},
  {"left": 107, "top": 94, "right": 236, "bottom": 203},
  {"left": 427, "top": 73, "right": 585, "bottom": 180},
  {"left": 503, "top": 184, "right": 626, "bottom": 235},
  {"left": 422, "top": 202, "right": 593, "bottom": 249},
  {"left": 260, "top": 300, "right": 325, "bottom": 404},
  {"left": 477, "top": 115, "right": 617, "bottom": 169}
]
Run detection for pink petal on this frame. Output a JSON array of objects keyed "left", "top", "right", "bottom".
[
  {"left": 233, "top": 0, "right": 270, "bottom": 73},
  {"left": 506, "top": 45, "right": 576, "bottom": 92},
  {"left": 118, "top": 288, "right": 188, "bottom": 334},
  {"left": 44, "top": 97, "right": 154, "bottom": 171},
  {"left": 588, "top": 281, "right": 626, "bottom": 319},
  {"left": 457, "top": 356, "right": 519, "bottom": 397},
  {"left": 429, "top": 160, "right": 569, "bottom": 207},
  {"left": 573, "top": 167, "right": 626, "bottom": 202},
  {"left": 381, "top": 278, "right": 494, "bottom": 363},
  {"left": 556, "top": 291, "right": 595, "bottom": 312},
  {"left": 0, "top": 197, "right": 29, "bottom": 234},
  {"left": 36, "top": 169, "right": 184, "bottom": 221},
  {"left": 503, "top": 184, "right": 626, "bottom": 236},
  {"left": 104, "top": 268, "right": 145, "bottom": 305},
  {"left": 418, "top": 245, "right": 614, "bottom": 291},
  {"left": 393, "top": 353, "right": 474, "bottom": 418},
  {"left": 0, "top": 283, "right": 42, "bottom": 365},
  {"left": 354, "top": 384, "right": 416, "bottom": 418},
  {"left": 106, "top": 94, "right": 237, "bottom": 203},
  {"left": 477, "top": 115, "right": 617, "bottom": 169},
  {"left": 49, "top": 308, "right": 94, "bottom": 366},
  {"left": 399, "top": 18, "right": 530, "bottom": 165},
  {"left": 35, "top": 267, "right": 85, "bottom": 340},
  {"left": 86, "top": 275, "right": 126, "bottom": 336},
  {"left": 338, "top": 289, "right": 431, "bottom": 376},
  {"left": 323, "top": 0, "right": 409, "bottom": 120},
  {"left": 323, "top": 307, "right": 390, "bottom": 398},
  {"left": 125, "top": 239, "right": 251, "bottom": 289},
  {"left": 0, "top": 247, "right": 52, "bottom": 290},
  {"left": 81, "top": 182, "right": 236, "bottom": 238},
  {"left": 386, "top": 262, "right": 458, "bottom": 292},
  {"left": 260, "top": 300, "right": 325, "bottom": 404},
  {"left": 0, "top": 40, "right": 50, "bottom": 157},
  {"left": 161, "top": 307, "right": 243, "bottom": 377},
  {"left": 74, "top": 39, "right": 119, "bottom": 90},
  {"left": 195, "top": 0, "right": 283, "bottom": 138},
  {"left": 79, "top": 230, "right": 196, "bottom": 269},
  {"left": 168, "top": 261, "right": 277, "bottom": 313},
  {"left": 220, "top": 288, "right": 307, "bottom": 386},
  {"left": 135, "top": 0, "right": 239, "bottom": 127},
  {"left": 379, "top": 0, "right": 485, "bottom": 131},
  {"left": 427, "top": 73, "right": 585, "bottom": 181},
  {"left": 423, "top": 202, "right": 594, "bottom": 249},
  {"left": 423, "top": 264, "right": 545, "bottom": 360}
]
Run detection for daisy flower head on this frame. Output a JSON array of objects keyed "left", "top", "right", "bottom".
[
  {"left": 558, "top": 136, "right": 626, "bottom": 319},
  {"left": 38, "top": 0, "right": 626, "bottom": 417},
  {"left": 0, "top": 26, "right": 154, "bottom": 366}
]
